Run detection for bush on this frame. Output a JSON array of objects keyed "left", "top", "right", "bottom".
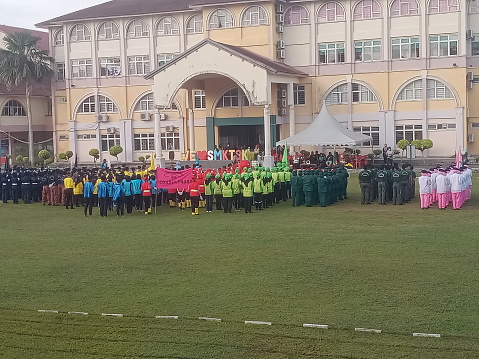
[
  {"left": 89, "top": 148, "right": 100, "bottom": 164},
  {"left": 396, "top": 139, "right": 409, "bottom": 151},
  {"left": 38, "top": 149, "right": 51, "bottom": 161},
  {"left": 44, "top": 158, "right": 53, "bottom": 166},
  {"left": 373, "top": 149, "right": 382, "bottom": 157},
  {"left": 58, "top": 153, "right": 67, "bottom": 160},
  {"left": 138, "top": 156, "right": 145, "bottom": 164},
  {"left": 16, "top": 155, "right": 23, "bottom": 162},
  {"left": 109, "top": 145, "right": 123, "bottom": 163},
  {"left": 65, "top": 151, "right": 73, "bottom": 160}
]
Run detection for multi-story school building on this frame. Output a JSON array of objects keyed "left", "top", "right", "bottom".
[{"left": 36, "top": 0, "right": 479, "bottom": 165}]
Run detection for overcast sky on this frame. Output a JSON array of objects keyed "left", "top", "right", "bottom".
[{"left": 1, "top": 0, "right": 108, "bottom": 31}]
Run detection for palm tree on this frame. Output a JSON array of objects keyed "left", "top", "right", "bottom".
[{"left": 0, "top": 31, "right": 53, "bottom": 166}]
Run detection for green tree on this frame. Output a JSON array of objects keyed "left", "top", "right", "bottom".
[
  {"left": 411, "top": 139, "right": 434, "bottom": 156},
  {"left": 65, "top": 151, "right": 73, "bottom": 161},
  {"left": 89, "top": 148, "right": 100, "bottom": 164},
  {"left": 109, "top": 145, "right": 123, "bottom": 164},
  {"left": 38, "top": 149, "right": 51, "bottom": 165},
  {"left": 0, "top": 31, "right": 53, "bottom": 166},
  {"left": 15, "top": 155, "right": 23, "bottom": 163},
  {"left": 44, "top": 158, "right": 53, "bottom": 166},
  {"left": 57, "top": 153, "right": 67, "bottom": 161},
  {"left": 396, "top": 139, "right": 409, "bottom": 157},
  {"left": 138, "top": 156, "right": 145, "bottom": 164}
]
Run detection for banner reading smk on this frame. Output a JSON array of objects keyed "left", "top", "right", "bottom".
[{"left": 156, "top": 168, "right": 193, "bottom": 190}]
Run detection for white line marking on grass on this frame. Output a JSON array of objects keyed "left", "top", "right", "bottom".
[
  {"left": 37, "top": 310, "right": 58, "bottom": 313},
  {"left": 199, "top": 317, "right": 221, "bottom": 322},
  {"left": 303, "top": 324, "right": 329, "bottom": 329},
  {"left": 155, "top": 315, "right": 179, "bottom": 319},
  {"left": 413, "top": 333, "right": 441, "bottom": 338},
  {"left": 101, "top": 313, "right": 123, "bottom": 317},
  {"left": 68, "top": 311, "right": 88, "bottom": 315},
  {"left": 245, "top": 320, "right": 272, "bottom": 325},
  {"left": 355, "top": 328, "right": 381, "bottom": 333}
]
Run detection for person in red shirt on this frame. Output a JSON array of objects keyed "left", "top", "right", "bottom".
[
  {"left": 197, "top": 172, "right": 205, "bottom": 208},
  {"left": 141, "top": 176, "right": 152, "bottom": 215},
  {"left": 188, "top": 176, "right": 200, "bottom": 215}
]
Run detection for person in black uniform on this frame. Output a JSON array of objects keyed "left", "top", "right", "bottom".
[
  {"left": 1, "top": 173, "right": 10, "bottom": 203},
  {"left": 30, "top": 171, "right": 40, "bottom": 202},
  {"left": 21, "top": 170, "right": 32, "bottom": 204},
  {"left": 11, "top": 172, "right": 19, "bottom": 204}
]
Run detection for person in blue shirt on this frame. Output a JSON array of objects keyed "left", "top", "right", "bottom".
[
  {"left": 149, "top": 175, "right": 159, "bottom": 209},
  {"left": 131, "top": 174, "right": 143, "bottom": 212},
  {"left": 113, "top": 176, "right": 125, "bottom": 217},
  {"left": 123, "top": 175, "right": 134, "bottom": 214},
  {"left": 97, "top": 176, "right": 109, "bottom": 217},
  {"left": 107, "top": 175, "right": 114, "bottom": 212},
  {"left": 83, "top": 176, "right": 95, "bottom": 217}
]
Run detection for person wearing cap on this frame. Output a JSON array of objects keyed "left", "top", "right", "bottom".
[
  {"left": 376, "top": 166, "right": 388, "bottom": 205},
  {"left": 241, "top": 172, "right": 254, "bottom": 213},
  {"left": 317, "top": 171, "right": 329, "bottom": 207},
  {"left": 358, "top": 165, "right": 372, "bottom": 205},
  {"left": 141, "top": 176, "right": 153, "bottom": 215},
  {"left": 253, "top": 172, "right": 263, "bottom": 210},
  {"left": 391, "top": 167, "right": 402, "bottom": 205},
  {"left": 290, "top": 170, "right": 302, "bottom": 207},
  {"left": 436, "top": 168, "right": 449, "bottom": 209},
  {"left": 204, "top": 173, "right": 214, "bottom": 213},
  {"left": 189, "top": 176, "right": 200, "bottom": 215},
  {"left": 418, "top": 170, "right": 432, "bottom": 209},
  {"left": 213, "top": 174, "right": 223, "bottom": 211},
  {"left": 450, "top": 168, "right": 462, "bottom": 210},
  {"left": 221, "top": 173, "right": 234, "bottom": 213}
]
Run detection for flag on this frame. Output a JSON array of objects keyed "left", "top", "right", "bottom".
[
  {"left": 455, "top": 147, "right": 462, "bottom": 168},
  {"left": 282, "top": 144, "right": 289, "bottom": 168},
  {"left": 148, "top": 153, "right": 155, "bottom": 171}
]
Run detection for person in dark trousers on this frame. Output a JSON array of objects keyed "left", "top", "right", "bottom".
[
  {"left": 63, "top": 172, "right": 74, "bottom": 209},
  {"left": 358, "top": 165, "right": 372, "bottom": 205},
  {"left": 97, "top": 176, "right": 109, "bottom": 217},
  {"left": 83, "top": 177, "right": 95, "bottom": 216}
]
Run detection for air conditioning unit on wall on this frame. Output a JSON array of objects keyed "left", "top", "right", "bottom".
[
  {"left": 468, "top": 133, "right": 475, "bottom": 143},
  {"left": 140, "top": 112, "right": 152, "bottom": 121},
  {"left": 277, "top": 50, "right": 286, "bottom": 59},
  {"left": 107, "top": 127, "right": 116, "bottom": 134},
  {"left": 159, "top": 113, "right": 166, "bottom": 120},
  {"left": 165, "top": 125, "right": 175, "bottom": 132},
  {"left": 98, "top": 114, "right": 109, "bottom": 122}
]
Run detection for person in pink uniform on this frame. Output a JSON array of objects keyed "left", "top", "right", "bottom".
[
  {"left": 430, "top": 168, "right": 439, "bottom": 204},
  {"left": 418, "top": 170, "right": 432, "bottom": 209},
  {"left": 450, "top": 168, "right": 463, "bottom": 210},
  {"left": 435, "top": 169, "right": 449, "bottom": 209}
]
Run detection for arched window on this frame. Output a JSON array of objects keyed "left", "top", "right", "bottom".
[
  {"left": 318, "top": 2, "right": 345, "bottom": 22},
  {"left": 209, "top": 9, "right": 234, "bottom": 29},
  {"left": 391, "top": 0, "right": 419, "bottom": 16},
  {"left": 157, "top": 17, "right": 179, "bottom": 36},
  {"left": 135, "top": 94, "right": 154, "bottom": 111},
  {"left": 428, "top": 0, "right": 458, "bottom": 13},
  {"left": 77, "top": 96, "right": 96, "bottom": 113},
  {"left": 126, "top": 20, "right": 149, "bottom": 38},
  {"left": 70, "top": 24, "right": 91, "bottom": 42},
  {"left": 217, "top": 88, "right": 249, "bottom": 108},
  {"left": 284, "top": 5, "right": 310, "bottom": 25},
  {"left": 54, "top": 29, "right": 64, "bottom": 46},
  {"left": 353, "top": 0, "right": 382, "bottom": 19},
  {"left": 98, "top": 21, "right": 120, "bottom": 40},
  {"left": 397, "top": 80, "right": 423, "bottom": 100},
  {"left": 242, "top": 6, "right": 268, "bottom": 26},
  {"left": 2, "top": 100, "right": 26, "bottom": 116},
  {"left": 352, "top": 83, "right": 377, "bottom": 103},
  {"left": 186, "top": 14, "right": 203, "bottom": 33},
  {"left": 326, "top": 84, "right": 348, "bottom": 104},
  {"left": 426, "top": 79, "right": 454, "bottom": 99}
]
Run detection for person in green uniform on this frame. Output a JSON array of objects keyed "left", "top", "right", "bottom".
[
  {"left": 399, "top": 164, "right": 410, "bottom": 204},
  {"left": 358, "top": 165, "right": 372, "bottom": 205},
  {"left": 253, "top": 173, "right": 263, "bottom": 210},
  {"left": 221, "top": 173, "right": 234, "bottom": 213},
  {"left": 204, "top": 173, "right": 214, "bottom": 213},
  {"left": 392, "top": 167, "right": 402, "bottom": 205},
  {"left": 262, "top": 171, "right": 270, "bottom": 208},
  {"left": 241, "top": 172, "right": 254, "bottom": 213},
  {"left": 290, "top": 170, "right": 302, "bottom": 207},
  {"left": 376, "top": 166, "right": 388, "bottom": 205},
  {"left": 212, "top": 173, "right": 223, "bottom": 210},
  {"left": 232, "top": 172, "right": 242, "bottom": 211},
  {"left": 284, "top": 168, "right": 292, "bottom": 199},
  {"left": 317, "top": 171, "right": 329, "bottom": 207},
  {"left": 302, "top": 170, "right": 315, "bottom": 207}
]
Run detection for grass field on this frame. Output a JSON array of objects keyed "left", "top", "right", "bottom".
[{"left": 1, "top": 174, "right": 479, "bottom": 358}]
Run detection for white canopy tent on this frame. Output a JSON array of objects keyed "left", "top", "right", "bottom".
[{"left": 276, "top": 104, "right": 372, "bottom": 146}]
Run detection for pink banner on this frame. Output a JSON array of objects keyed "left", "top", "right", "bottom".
[{"left": 156, "top": 168, "right": 193, "bottom": 190}]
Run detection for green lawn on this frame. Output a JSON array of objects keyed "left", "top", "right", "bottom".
[{"left": 1, "top": 174, "right": 479, "bottom": 358}]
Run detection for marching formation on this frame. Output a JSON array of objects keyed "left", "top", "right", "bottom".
[{"left": 418, "top": 166, "right": 472, "bottom": 210}]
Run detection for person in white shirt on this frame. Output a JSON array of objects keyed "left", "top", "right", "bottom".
[
  {"left": 430, "top": 168, "right": 439, "bottom": 204},
  {"left": 418, "top": 170, "right": 432, "bottom": 209},
  {"left": 450, "top": 168, "right": 463, "bottom": 210},
  {"left": 435, "top": 169, "right": 450, "bottom": 209}
]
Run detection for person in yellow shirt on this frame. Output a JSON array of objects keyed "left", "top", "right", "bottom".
[
  {"left": 73, "top": 176, "right": 84, "bottom": 207},
  {"left": 63, "top": 173, "right": 74, "bottom": 209}
]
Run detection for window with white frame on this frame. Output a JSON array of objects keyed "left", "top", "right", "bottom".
[
  {"left": 99, "top": 58, "right": 121, "bottom": 77},
  {"left": 352, "top": 83, "right": 377, "bottom": 103},
  {"left": 101, "top": 134, "right": 120, "bottom": 152},
  {"left": 98, "top": 21, "right": 120, "bottom": 40},
  {"left": 77, "top": 134, "right": 97, "bottom": 140},
  {"left": 353, "top": 0, "right": 381, "bottom": 19},
  {"left": 98, "top": 95, "right": 118, "bottom": 113},
  {"left": 390, "top": 0, "right": 419, "bottom": 16},
  {"left": 209, "top": 9, "right": 234, "bottom": 29},
  {"left": 134, "top": 133, "right": 155, "bottom": 151},
  {"left": 216, "top": 88, "right": 248, "bottom": 107},
  {"left": 194, "top": 90, "right": 206, "bottom": 109},
  {"left": 78, "top": 96, "right": 96, "bottom": 113},
  {"left": 186, "top": 14, "right": 203, "bottom": 33},
  {"left": 70, "top": 24, "right": 91, "bottom": 42},
  {"left": 318, "top": 2, "right": 345, "bottom": 22},
  {"left": 430, "top": 34, "right": 458, "bottom": 56},
  {"left": 126, "top": 20, "right": 149, "bottom": 38},
  {"left": 71, "top": 59, "right": 92, "bottom": 78},
  {"left": 242, "top": 6, "right": 268, "bottom": 26},
  {"left": 397, "top": 80, "right": 422, "bottom": 100},
  {"left": 326, "top": 84, "right": 348, "bottom": 104},
  {"left": 128, "top": 56, "right": 150, "bottom": 75},
  {"left": 395, "top": 124, "right": 422, "bottom": 143},
  {"left": 157, "top": 17, "right": 179, "bottom": 35},
  {"left": 472, "top": 37, "right": 479, "bottom": 56},
  {"left": 157, "top": 53, "right": 178, "bottom": 67},
  {"left": 161, "top": 130, "right": 180, "bottom": 151},
  {"left": 471, "top": 0, "right": 479, "bottom": 13},
  {"left": 54, "top": 30, "right": 64, "bottom": 45},
  {"left": 354, "top": 40, "right": 381, "bottom": 61},
  {"left": 284, "top": 5, "right": 310, "bottom": 25},
  {"left": 56, "top": 63, "right": 65, "bottom": 80},
  {"left": 428, "top": 0, "right": 458, "bottom": 13},
  {"left": 294, "top": 85, "right": 306, "bottom": 105},
  {"left": 353, "top": 126, "right": 380, "bottom": 146},
  {"left": 319, "top": 43, "right": 345, "bottom": 63},
  {"left": 135, "top": 94, "right": 154, "bottom": 111},
  {"left": 391, "top": 37, "right": 420, "bottom": 59},
  {"left": 2, "top": 100, "right": 26, "bottom": 116},
  {"left": 426, "top": 79, "right": 454, "bottom": 99}
]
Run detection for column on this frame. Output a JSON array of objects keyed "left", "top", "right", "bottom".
[
  {"left": 188, "top": 108, "right": 195, "bottom": 151},
  {"left": 287, "top": 82, "right": 295, "bottom": 153},
  {"left": 69, "top": 119, "right": 76, "bottom": 168},
  {"left": 456, "top": 107, "right": 465, "bottom": 151},
  {"left": 120, "top": 118, "right": 133, "bottom": 162},
  {"left": 154, "top": 112, "right": 165, "bottom": 168},
  {"left": 263, "top": 104, "right": 274, "bottom": 168}
]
